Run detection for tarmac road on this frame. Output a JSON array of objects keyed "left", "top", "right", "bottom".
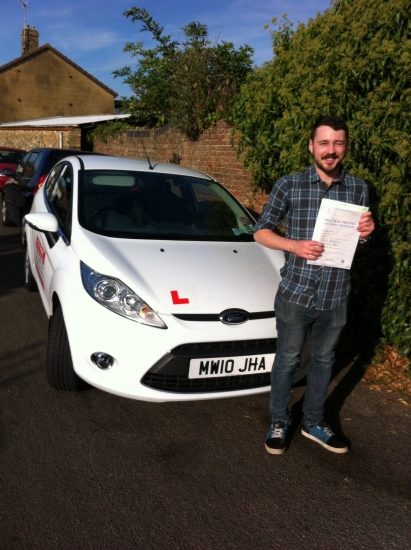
[{"left": 0, "top": 215, "right": 410, "bottom": 550}]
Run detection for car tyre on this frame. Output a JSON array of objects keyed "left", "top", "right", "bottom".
[
  {"left": 1, "top": 195, "right": 15, "bottom": 227},
  {"left": 24, "top": 247, "right": 38, "bottom": 292},
  {"left": 47, "top": 304, "right": 90, "bottom": 391}
]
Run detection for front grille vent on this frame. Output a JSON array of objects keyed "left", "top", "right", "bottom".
[
  {"left": 173, "top": 311, "right": 275, "bottom": 322},
  {"left": 173, "top": 338, "right": 276, "bottom": 353},
  {"left": 142, "top": 371, "right": 271, "bottom": 393}
]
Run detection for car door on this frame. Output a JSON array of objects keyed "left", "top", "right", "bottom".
[{"left": 34, "top": 162, "right": 74, "bottom": 310}]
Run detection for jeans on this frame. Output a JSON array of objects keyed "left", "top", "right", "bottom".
[{"left": 270, "top": 291, "right": 348, "bottom": 427}]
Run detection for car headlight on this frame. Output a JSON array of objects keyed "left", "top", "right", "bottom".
[{"left": 80, "top": 262, "right": 167, "bottom": 329}]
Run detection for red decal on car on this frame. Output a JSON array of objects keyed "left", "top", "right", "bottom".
[
  {"left": 171, "top": 290, "right": 189, "bottom": 305},
  {"left": 35, "top": 236, "right": 46, "bottom": 288},
  {"left": 35, "top": 236, "right": 46, "bottom": 264}
]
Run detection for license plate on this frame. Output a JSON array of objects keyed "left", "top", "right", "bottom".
[{"left": 189, "top": 353, "right": 275, "bottom": 379}]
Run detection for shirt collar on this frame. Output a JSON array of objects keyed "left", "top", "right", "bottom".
[{"left": 308, "top": 164, "right": 349, "bottom": 187}]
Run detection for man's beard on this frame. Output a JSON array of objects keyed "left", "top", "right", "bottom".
[{"left": 315, "top": 154, "right": 342, "bottom": 174}]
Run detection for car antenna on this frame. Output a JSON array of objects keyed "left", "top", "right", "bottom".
[{"left": 141, "top": 140, "right": 154, "bottom": 170}]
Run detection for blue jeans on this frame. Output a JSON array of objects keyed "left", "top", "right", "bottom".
[{"left": 270, "top": 292, "right": 348, "bottom": 427}]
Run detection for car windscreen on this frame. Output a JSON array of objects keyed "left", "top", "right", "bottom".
[{"left": 78, "top": 170, "right": 255, "bottom": 241}]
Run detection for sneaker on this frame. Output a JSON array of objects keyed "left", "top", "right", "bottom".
[
  {"left": 265, "top": 421, "right": 289, "bottom": 455},
  {"left": 301, "top": 421, "right": 348, "bottom": 453}
]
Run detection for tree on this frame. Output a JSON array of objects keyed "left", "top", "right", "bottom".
[
  {"left": 232, "top": 0, "right": 411, "bottom": 356},
  {"left": 114, "top": 7, "right": 254, "bottom": 139}
]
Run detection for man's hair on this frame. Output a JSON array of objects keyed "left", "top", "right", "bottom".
[{"left": 310, "top": 115, "right": 349, "bottom": 142}]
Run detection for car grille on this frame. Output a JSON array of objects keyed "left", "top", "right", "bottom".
[
  {"left": 172, "top": 338, "right": 276, "bottom": 352},
  {"left": 141, "top": 338, "right": 275, "bottom": 393},
  {"left": 172, "top": 311, "right": 275, "bottom": 322},
  {"left": 142, "top": 371, "right": 271, "bottom": 393}
]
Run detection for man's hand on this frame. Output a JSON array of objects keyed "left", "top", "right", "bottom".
[
  {"left": 357, "top": 211, "right": 375, "bottom": 238},
  {"left": 291, "top": 240, "right": 324, "bottom": 260},
  {"left": 254, "top": 229, "right": 324, "bottom": 260}
]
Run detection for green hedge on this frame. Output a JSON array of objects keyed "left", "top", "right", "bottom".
[{"left": 232, "top": 0, "right": 411, "bottom": 355}]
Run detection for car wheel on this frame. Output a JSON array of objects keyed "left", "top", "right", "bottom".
[
  {"left": 46, "top": 304, "right": 90, "bottom": 391},
  {"left": 24, "top": 246, "right": 38, "bottom": 292},
  {"left": 1, "top": 195, "right": 15, "bottom": 226},
  {"left": 20, "top": 216, "right": 26, "bottom": 248}
]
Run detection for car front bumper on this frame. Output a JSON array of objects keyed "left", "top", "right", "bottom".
[{"left": 63, "top": 289, "right": 276, "bottom": 402}]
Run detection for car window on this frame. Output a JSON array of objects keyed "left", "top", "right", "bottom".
[
  {"left": 15, "top": 152, "right": 32, "bottom": 178},
  {"left": 0, "top": 150, "right": 25, "bottom": 164},
  {"left": 78, "top": 169, "right": 254, "bottom": 241},
  {"left": 21, "top": 152, "right": 41, "bottom": 178},
  {"left": 45, "top": 163, "right": 63, "bottom": 195},
  {"left": 46, "top": 163, "right": 73, "bottom": 239}
]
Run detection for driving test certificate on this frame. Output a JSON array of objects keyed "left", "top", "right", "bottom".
[{"left": 307, "top": 199, "right": 368, "bottom": 270}]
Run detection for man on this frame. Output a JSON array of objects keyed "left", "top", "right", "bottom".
[{"left": 254, "top": 115, "right": 375, "bottom": 455}]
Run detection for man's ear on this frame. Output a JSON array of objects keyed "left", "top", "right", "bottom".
[{"left": 308, "top": 140, "right": 313, "bottom": 154}]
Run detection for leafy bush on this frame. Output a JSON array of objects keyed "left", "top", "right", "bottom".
[
  {"left": 114, "top": 8, "right": 254, "bottom": 139},
  {"left": 232, "top": 0, "right": 411, "bottom": 356},
  {"left": 89, "top": 120, "right": 132, "bottom": 145}
]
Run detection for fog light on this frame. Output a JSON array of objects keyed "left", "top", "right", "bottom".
[{"left": 91, "top": 352, "right": 114, "bottom": 370}]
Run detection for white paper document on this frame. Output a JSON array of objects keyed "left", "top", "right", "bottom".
[{"left": 307, "top": 199, "right": 368, "bottom": 270}]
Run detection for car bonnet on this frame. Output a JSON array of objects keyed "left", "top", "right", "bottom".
[{"left": 72, "top": 229, "right": 284, "bottom": 315}]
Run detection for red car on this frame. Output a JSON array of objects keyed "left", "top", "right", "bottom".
[{"left": 0, "top": 147, "right": 27, "bottom": 190}]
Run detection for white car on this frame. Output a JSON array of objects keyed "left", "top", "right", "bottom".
[{"left": 24, "top": 155, "right": 306, "bottom": 402}]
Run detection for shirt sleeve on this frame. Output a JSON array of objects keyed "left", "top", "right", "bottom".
[
  {"left": 362, "top": 183, "right": 370, "bottom": 208},
  {"left": 254, "top": 176, "right": 289, "bottom": 232}
]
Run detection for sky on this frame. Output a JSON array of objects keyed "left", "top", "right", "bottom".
[{"left": 2, "top": 0, "right": 332, "bottom": 99}]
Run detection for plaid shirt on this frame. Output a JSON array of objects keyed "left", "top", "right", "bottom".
[{"left": 255, "top": 164, "right": 369, "bottom": 310}]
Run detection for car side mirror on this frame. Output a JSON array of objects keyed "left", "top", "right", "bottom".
[
  {"left": 25, "top": 213, "right": 59, "bottom": 248},
  {"left": 0, "top": 168, "right": 13, "bottom": 177}
]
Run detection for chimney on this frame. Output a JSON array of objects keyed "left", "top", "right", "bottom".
[{"left": 21, "top": 25, "right": 39, "bottom": 56}]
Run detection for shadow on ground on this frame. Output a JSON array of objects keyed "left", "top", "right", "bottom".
[
  {"left": 289, "top": 315, "right": 380, "bottom": 445},
  {"left": 0, "top": 232, "right": 24, "bottom": 297}
]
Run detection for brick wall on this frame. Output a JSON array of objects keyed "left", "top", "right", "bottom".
[
  {"left": 95, "top": 120, "right": 269, "bottom": 214},
  {"left": 0, "top": 127, "right": 81, "bottom": 150}
]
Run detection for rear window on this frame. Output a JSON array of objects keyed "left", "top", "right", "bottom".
[
  {"left": 78, "top": 170, "right": 255, "bottom": 241},
  {"left": 21, "top": 152, "right": 41, "bottom": 178},
  {"left": 0, "top": 149, "right": 26, "bottom": 164}
]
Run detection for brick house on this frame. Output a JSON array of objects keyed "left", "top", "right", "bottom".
[{"left": 0, "top": 26, "right": 117, "bottom": 124}]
